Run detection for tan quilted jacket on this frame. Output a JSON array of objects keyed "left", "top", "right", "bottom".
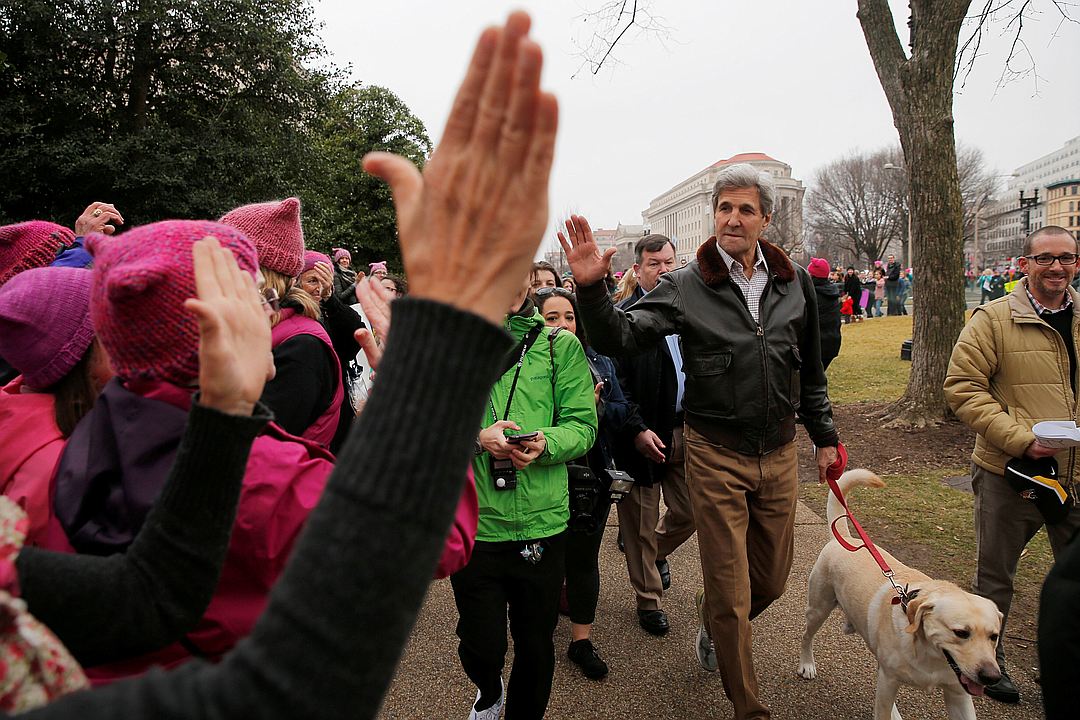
[{"left": 944, "top": 280, "right": 1080, "bottom": 484}]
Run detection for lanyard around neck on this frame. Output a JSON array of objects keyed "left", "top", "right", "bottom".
[{"left": 490, "top": 327, "right": 541, "bottom": 422}]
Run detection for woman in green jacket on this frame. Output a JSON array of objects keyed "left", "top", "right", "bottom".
[{"left": 452, "top": 280, "right": 598, "bottom": 720}]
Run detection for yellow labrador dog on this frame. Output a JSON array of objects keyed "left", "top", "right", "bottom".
[{"left": 797, "top": 469, "right": 1003, "bottom": 720}]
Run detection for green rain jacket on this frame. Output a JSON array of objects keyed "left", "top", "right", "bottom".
[{"left": 473, "top": 309, "right": 598, "bottom": 542}]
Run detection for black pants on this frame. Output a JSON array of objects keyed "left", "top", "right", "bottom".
[
  {"left": 564, "top": 502, "right": 611, "bottom": 625},
  {"left": 451, "top": 532, "right": 567, "bottom": 720}
]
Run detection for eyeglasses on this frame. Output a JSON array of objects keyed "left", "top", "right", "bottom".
[
  {"left": 534, "top": 287, "right": 574, "bottom": 299},
  {"left": 260, "top": 287, "right": 281, "bottom": 315},
  {"left": 1025, "top": 253, "right": 1079, "bottom": 266}
]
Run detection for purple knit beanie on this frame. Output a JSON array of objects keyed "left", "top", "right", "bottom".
[
  {"left": 219, "top": 198, "right": 304, "bottom": 277},
  {"left": 332, "top": 248, "right": 351, "bottom": 264},
  {"left": 89, "top": 220, "right": 258, "bottom": 386},
  {"left": 0, "top": 267, "right": 95, "bottom": 389},
  {"left": 302, "top": 250, "right": 332, "bottom": 274},
  {"left": 0, "top": 221, "right": 76, "bottom": 287}
]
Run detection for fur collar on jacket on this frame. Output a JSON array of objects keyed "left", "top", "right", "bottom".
[{"left": 695, "top": 237, "right": 795, "bottom": 287}]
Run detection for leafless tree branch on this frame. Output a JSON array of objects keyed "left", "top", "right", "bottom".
[
  {"left": 570, "top": 0, "right": 673, "bottom": 78},
  {"left": 956, "top": 0, "right": 1078, "bottom": 91}
]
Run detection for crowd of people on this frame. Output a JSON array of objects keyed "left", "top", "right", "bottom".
[{"left": 0, "top": 10, "right": 1078, "bottom": 720}]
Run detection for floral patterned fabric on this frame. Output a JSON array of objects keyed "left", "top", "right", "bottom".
[{"left": 0, "top": 496, "right": 87, "bottom": 711}]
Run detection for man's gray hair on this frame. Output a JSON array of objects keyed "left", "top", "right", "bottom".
[{"left": 710, "top": 163, "right": 775, "bottom": 216}]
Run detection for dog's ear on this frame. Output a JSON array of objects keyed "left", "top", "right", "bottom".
[{"left": 905, "top": 594, "right": 934, "bottom": 636}]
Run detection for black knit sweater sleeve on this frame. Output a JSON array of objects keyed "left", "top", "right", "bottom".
[
  {"left": 23, "top": 298, "right": 512, "bottom": 720},
  {"left": 16, "top": 400, "right": 270, "bottom": 667}
]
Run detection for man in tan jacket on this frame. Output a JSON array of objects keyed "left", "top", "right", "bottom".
[{"left": 945, "top": 225, "right": 1080, "bottom": 704}]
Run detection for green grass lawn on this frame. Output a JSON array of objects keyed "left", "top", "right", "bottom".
[{"left": 828, "top": 315, "right": 913, "bottom": 403}]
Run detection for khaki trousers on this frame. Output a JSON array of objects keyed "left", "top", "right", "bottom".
[
  {"left": 616, "top": 426, "right": 696, "bottom": 610},
  {"left": 683, "top": 425, "right": 799, "bottom": 720}
]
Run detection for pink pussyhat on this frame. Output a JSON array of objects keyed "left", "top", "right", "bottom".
[
  {"left": 303, "top": 250, "right": 332, "bottom": 274},
  {"left": 220, "top": 198, "right": 304, "bottom": 277},
  {"left": 368, "top": 261, "right": 388, "bottom": 275},
  {"left": 0, "top": 221, "right": 76, "bottom": 286},
  {"left": 89, "top": 220, "right": 258, "bottom": 386},
  {"left": 0, "top": 267, "right": 95, "bottom": 389},
  {"left": 332, "top": 248, "right": 351, "bottom": 264}
]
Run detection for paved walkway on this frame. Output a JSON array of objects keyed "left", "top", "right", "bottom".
[{"left": 379, "top": 499, "right": 1045, "bottom": 719}]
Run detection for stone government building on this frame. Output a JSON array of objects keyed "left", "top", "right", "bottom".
[{"left": 641, "top": 152, "right": 807, "bottom": 266}]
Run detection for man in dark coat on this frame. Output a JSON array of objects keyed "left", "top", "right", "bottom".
[
  {"left": 885, "top": 253, "right": 902, "bottom": 315},
  {"left": 609, "top": 234, "right": 696, "bottom": 637}
]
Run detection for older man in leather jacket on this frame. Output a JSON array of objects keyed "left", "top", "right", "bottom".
[{"left": 560, "top": 163, "right": 839, "bottom": 720}]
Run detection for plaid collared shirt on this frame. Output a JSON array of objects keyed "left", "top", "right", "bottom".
[
  {"left": 717, "top": 241, "right": 769, "bottom": 323},
  {"left": 1026, "top": 284, "right": 1073, "bottom": 316}
]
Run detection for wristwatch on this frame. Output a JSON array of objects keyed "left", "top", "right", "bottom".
[{"left": 473, "top": 438, "right": 484, "bottom": 456}]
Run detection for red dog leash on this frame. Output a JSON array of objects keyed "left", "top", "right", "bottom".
[{"left": 823, "top": 443, "right": 917, "bottom": 611}]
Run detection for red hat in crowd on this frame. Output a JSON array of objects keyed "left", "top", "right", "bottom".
[
  {"left": 0, "top": 221, "right": 75, "bottom": 287},
  {"left": 807, "top": 258, "right": 831, "bottom": 279},
  {"left": 0, "top": 267, "right": 95, "bottom": 389},
  {"left": 219, "top": 198, "right": 304, "bottom": 277},
  {"left": 88, "top": 220, "right": 258, "bottom": 386}
]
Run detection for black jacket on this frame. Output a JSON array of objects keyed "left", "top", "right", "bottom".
[
  {"left": 609, "top": 287, "right": 679, "bottom": 487},
  {"left": 332, "top": 265, "right": 358, "bottom": 305},
  {"left": 578, "top": 238, "right": 839, "bottom": 455},
  {"left": 811, "top": 276, "right": 842, "bottom": 370},
  {"left": 886, "top": 261, "right": 901, "bottom": 284},
  {"left": 843, "top": 273, "right": 862, "bottom": 303}
]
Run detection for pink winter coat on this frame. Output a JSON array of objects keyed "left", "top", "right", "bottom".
[{"left": 0, "top": 378, "right": 64, "bottom": 547}]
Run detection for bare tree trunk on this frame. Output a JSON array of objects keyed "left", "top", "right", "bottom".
[{"left": 858, "top": 0, "right": 969, "bottom": 426}]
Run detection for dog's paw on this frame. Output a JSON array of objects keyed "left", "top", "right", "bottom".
[{"left": 797, "top": 661, "right": 817, "bottom": 680}]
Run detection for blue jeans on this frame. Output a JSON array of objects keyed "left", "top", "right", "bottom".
[{"left": 872, "top": 299, "right": 883, "bottom": 317}]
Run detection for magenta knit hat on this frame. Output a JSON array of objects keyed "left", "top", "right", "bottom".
[
  {"left": 807, "top": 258, "right": 830, "bottom": 279},
  {"left": 0, "top": 267, "right": 95, "bottom": 389},
  {"left": 332, "top": 248, "right": 351, "bottom": 264},
  {"left": 302, "top": 250, "right": 331, "bottom": 274},
  {"left": 219, "top": 198, "right": 304, "bottom": 277},
  {"left": 0, "top": 221, "right": 76, "bottom": 287},
  {"left": 368, "top": 261, "right": 387, "bottom": 275},
  {"left": 89, "top": 220, "right": 258, "bottom": 386}
]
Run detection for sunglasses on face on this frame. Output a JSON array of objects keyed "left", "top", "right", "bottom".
[
  {"left": 534, "top": 287, "right": 574, "bottom": 299},
  {"left": 260, "top": 287, "right": 281, "bottom": 314}
]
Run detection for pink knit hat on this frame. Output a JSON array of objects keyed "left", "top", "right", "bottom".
[
  {"left": 0, "top": 267, "right": 95, "bottom": 389},
  {"left": 332, "top": 248, "right": 351, "bottom": 264},
  {"left": 219, "top": 198, "right": 304, "bottom": 277},
  {"left": 302, "top": 250, "right": 331, "bottom": 274},
  {"left": 0, "top": 221, "right": 76, "bottom": 287},
  {"left": 807, "top": 258, "right": 831, "bottom": 279},
  {"left": 368, "top": 261, "right": 388, "bottom": 275},
  {"left": 89, "top": 220, "right": 258, "bottom": 386}
]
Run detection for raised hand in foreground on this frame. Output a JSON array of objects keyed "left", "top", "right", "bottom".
[
  {"left": 362, "top": 10, "right": 557, "bottom": 325},
  {"left": 558, "top": 214, "right": 616, "bottom": 287},
  {"left": 184, "top": 236, "right": 274, "bottom": 416}
]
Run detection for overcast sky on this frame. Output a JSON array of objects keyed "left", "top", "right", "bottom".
[{"left": 315, "top": 1, "right": 1079, "bottom": 252}]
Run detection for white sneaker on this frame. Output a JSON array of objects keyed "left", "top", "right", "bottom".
[
  {"left": 695, "top": 588, "right": 718, "bottom": 672},
  {"left": 468, "top": 678, "right": 504, "bottom": 720}
]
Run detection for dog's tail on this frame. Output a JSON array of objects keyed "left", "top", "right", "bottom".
[{"left": 826, "top": 468, "right": 886, "bottom": 540}]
